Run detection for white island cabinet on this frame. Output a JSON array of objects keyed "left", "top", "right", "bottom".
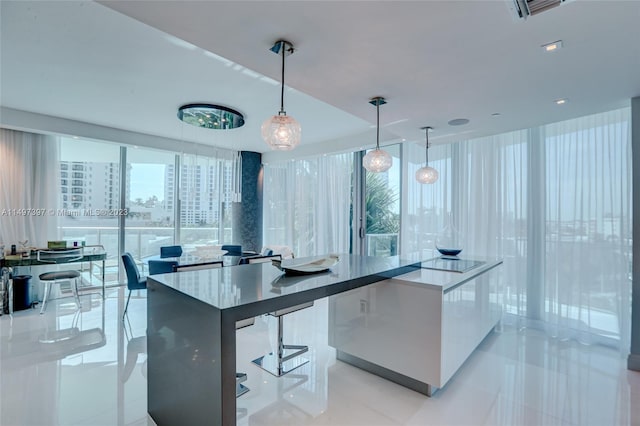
[{"left": 328, "top": 257, "right": 503, "bottom": 396}]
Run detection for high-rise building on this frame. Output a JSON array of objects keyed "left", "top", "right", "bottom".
[
  {"left": 166, "top": 163, "right": 221, "bottom": 226},
  {"left": 59, "top": 161, "right": 124, "bottom": 212}
]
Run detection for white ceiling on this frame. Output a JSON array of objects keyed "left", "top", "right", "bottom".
[{"left": 2, "top": 1, "right": 639, "bottom": 161}]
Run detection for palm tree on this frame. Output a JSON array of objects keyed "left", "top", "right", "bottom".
[{"left": 365, "top": 171, "right": 399, "bottom": 234}]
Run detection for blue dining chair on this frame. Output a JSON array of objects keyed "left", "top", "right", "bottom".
[
  {"left": 122, "top": 253, "right": 147, "bottom": 321},
  {"left": 160, "top": 245, "right": 183, "bottom": 258},
  {"left": 221, "top": 245, "right": 242, "bottom": 256},
  {"left": 148, "top": 259, "right": 179, "bottom": 275}
]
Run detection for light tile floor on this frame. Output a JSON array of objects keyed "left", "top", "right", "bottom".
[{"left": 1, "top": 288, "right": 638, "bottom": 426}]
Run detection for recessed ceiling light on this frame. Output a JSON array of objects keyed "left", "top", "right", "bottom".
[
  {"left": 448, "top": 118, "right": 470, "bottom": 126},
  {"left": 555, "top": 98, "right": 567, "bottom": 105},
  {"left": 542, "top": 40, "right": 563, "bottom": 52}
]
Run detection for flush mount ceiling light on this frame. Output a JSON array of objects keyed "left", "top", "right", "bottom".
[
  {"left": 177, "top": 104, "right": 245, "bottom": 129},
  {"left": 415, "top": 126, "right": 439, "bottom": 184},
  {"left": 261, "top": 40, "right": 301, "bottom": 151},
  {"left": 362, "top": 97, "right": 392, "bottom": 173}
]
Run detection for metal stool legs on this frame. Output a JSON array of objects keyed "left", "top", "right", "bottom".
[
  {"left": 40, "top": 280, "right": 53, "bottom": 314},
  {"left": 236, "top": 373, "right": 249, "bottom": 397},
  {"left": 39, "top": 271, "right": 81, "bottom": 314},
  {"left": 252, "top": 314, "right": 309, "bottom": 377}
]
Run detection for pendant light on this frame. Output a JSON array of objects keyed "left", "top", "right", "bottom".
[
  {"left": 415, "top": 126, "right": 439, "bottom": 184},
  {"left": 261, "top": 40, "right": 301, "bottom": 151},
  {"left": 362, "top": 97, "right": 392, "bottom": 173}
]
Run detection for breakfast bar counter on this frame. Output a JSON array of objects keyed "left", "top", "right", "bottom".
[{"left": 146, "top": 254, "right": 420, "bottom": 426}]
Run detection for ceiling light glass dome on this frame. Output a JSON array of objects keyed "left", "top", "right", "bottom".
[
  {"left": 363, "top": 148, "right": 392, "bottom": 173},
  {"left": 416, "top": 126, "right": 438, "bottom": 184},
  {"left": 415, "top": 166, "right": 439, "bottom": 184},
  {"left": 177, "top": 104, "right": 245, "bottom": 130},
  {"left": 261, "top": 113, "right": 301, "bottom": 151}
]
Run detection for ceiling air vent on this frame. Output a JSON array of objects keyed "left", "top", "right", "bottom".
[{"left": 512, "top": 0, "right": 566, "bottom": 19}]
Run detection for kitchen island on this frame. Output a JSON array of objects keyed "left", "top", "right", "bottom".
[{"left": 329, "top": 256, "right": 503, "bottom": 396}]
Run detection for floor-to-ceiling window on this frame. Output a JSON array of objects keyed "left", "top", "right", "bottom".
[
  {"left": 262, "top": 107, "right": 631, "bottom": 350},
  {"left": 542, "top": 110, "right": 631, "bottom": 346},
  {"left": 124, "top": 148, "right": 177, "bottom": 263},
  {"left": 180, "top": 152, "right": 240, "bottom": 248},
  {"left": 47, "top": 137, "right": 241, "bottom": 283},
  {"left": 58, "top": 137, "right": 122, "bottom": 283},
  {"left": 402, "top": 107, "right": 632, "bottom": 350}
]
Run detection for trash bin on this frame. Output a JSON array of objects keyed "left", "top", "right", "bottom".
[{"left": 12, "top": 275, "right": 32, "bottom": 311}]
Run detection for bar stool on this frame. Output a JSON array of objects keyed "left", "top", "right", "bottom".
[
  {"left": 248, "top": 255, "right": 313, "bottom": 376},
  {"left": 37, "top": 248, "right": 84, "bottom": 314},
  {"left": 39, "top": 270, "right": 82, "bottom": 314}
]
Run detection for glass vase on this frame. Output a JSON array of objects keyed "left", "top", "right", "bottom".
[{"left": 435, "top": 212, "right": 463, "bottom": 256}]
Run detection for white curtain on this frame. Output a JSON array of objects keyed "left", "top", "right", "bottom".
[
  {"left": 0, "top": 128, "right": 60, "bottom": 249},
  {"left": 263, "top": 153, "right": 352, "bottom": 258},
  {"left": 402, "top": 142, "right": 453, "bottom": 257},
  {"left": 402, "top": 108, "right": 632, "bottom": 351},
  {"left": 542, "top": 109, "right": 632, "bottom": 347}
]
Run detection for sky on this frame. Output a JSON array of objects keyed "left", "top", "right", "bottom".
[{"left": 129, "top": 164, "right": 165, "bottom": 201}]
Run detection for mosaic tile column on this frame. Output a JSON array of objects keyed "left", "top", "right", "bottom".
[{"left": 232, "top": 151, "right": 263, "bottom": 253}]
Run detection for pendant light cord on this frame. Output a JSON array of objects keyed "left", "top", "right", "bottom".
[
  {"left": 425, "top": 128, "right": 429, "bottom": 166},
  {"left": 376, "top": 99, "right": 380, "bottom": 150},
  {"left": 279, "top": 42, "right": 286, "bottom": 115}
]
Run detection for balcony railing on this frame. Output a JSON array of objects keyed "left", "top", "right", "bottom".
[{"left": 366, "top": 233, "right": 398, "bottom": 257}]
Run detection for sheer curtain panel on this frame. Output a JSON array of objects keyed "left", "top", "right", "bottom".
[
  {"left": 263, "top": 154, "right": 352, "bottom": 258},
  {"left": 401, "top": 108, "right": 631, "bottom": 351},
  {"left": 543, "top": 109, "right": 632, "bottom": 347},
  {"left": 0, "top": 128, "right": 60, "bottom": 248}
]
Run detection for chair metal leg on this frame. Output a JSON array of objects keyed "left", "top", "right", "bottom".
[
  {"left": 40, "top": 281, "right": 51, "bottom": 314},
  {"left": 122, "top": 290, "right": 132, "bottom": 321},
  {"left": 71, "top": 277, "right": 81, "bottom": 309},
  {"left": 236, "top": 373, "right": 249, "bottom": 397},
  {"left": 252, "top": 315, "right": 309, "bottom": 376}
]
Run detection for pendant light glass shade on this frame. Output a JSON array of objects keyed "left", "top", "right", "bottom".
[
  {"left": 416, "top": 165, "right": 439, "bottom": 183},
  {"left": 416, "top": 126, "right": 438, "bottom": 184},
  {"left": 263, "top": 40, "right": 301, "bottom": 151},
  {"left": 363, "top": 148, "right": 393, "bottom": 172},
  {"left": 261, "top": 113, "right": 301, "bottom": 151},
  {"left": 363, "top": 97, "right": 392, "bottom": 173}
]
